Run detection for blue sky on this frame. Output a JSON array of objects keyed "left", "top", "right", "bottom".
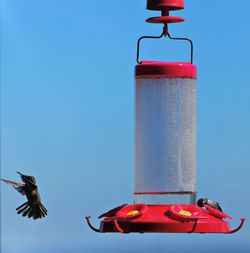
[{"left": 1, "top": 0, "right": 250, "bottom": 252}]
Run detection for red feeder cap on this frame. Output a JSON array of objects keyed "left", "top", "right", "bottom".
[
  {"left": 147, "top": 0, "right": 184, "bottom": 11},
  {"left": 135, "top": 61, "right": 197, "bottom": 79}
]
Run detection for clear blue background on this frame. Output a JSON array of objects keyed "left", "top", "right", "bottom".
[{"left": 1, "top": 0, "right": 250, "bottom": 252}]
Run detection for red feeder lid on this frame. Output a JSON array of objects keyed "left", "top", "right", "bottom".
[
  {"left": 147, "top": 0, "right": 184, "bottom": 11},
  {"left": 135, "top": 61, "right": 197, "bottom": 79}
]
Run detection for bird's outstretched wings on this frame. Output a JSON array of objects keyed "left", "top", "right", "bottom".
[{"left": 1, "top": 179, "right": 26, "bottom": 195}]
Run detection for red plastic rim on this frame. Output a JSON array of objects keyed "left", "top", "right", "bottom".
[
  {"left": 147, "top": 0, "right": 184, "bottom": 10},
  {"left": 135, "top": 61, "right": 197, "bottom": 79},
  {"left": 146, "top": 16, "right": 184, "bottom": 24}
]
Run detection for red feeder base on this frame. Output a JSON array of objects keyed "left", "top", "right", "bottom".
[{"left": 85, "top": 204, "right": 245, "bottom": 234}]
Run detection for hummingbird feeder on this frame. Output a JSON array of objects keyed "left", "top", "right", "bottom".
[{"left": 85, "top": 0, "right": 245, "bottom": 234}]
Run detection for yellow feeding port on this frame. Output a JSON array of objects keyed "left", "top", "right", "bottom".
[
  {"left": 127, "top": 210, "right": 139, "bottom": 216},
  {"left": 179, "top": 210, "right": 192, "bottom": 217}
]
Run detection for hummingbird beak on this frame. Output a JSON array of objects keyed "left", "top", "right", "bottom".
[
  {"left": 17, "top": 171, "right": 29, "bottom": 181},
  {"left": 17, "top": 171, "right": 35, "bottom": 185}
]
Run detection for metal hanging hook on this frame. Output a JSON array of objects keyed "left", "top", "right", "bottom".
[
  {"left": 166, "top": 32, "right": 193, "bottom": 64},
  {"left": 136, "top": 31, "right": 165, "bottom": 64},
  {"left": 136, "top": 25, "right": 194, "bottom": 64}
]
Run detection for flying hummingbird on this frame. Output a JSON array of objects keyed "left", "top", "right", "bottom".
[{"left": 1, "top": 172, "right": 47, "bottom": 219}]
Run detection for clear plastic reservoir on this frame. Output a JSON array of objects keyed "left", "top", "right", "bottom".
[{"left": 134, "top": 62, "right": 197, "bottom": 204}]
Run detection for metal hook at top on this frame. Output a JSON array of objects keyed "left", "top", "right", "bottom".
[
  {"left": 136, "top": 31, "right": 165, "bottom": 64},
  {"left": 166, "top": 32, "right": 194, "bottom": 64},
  {"left": 136, "top": 25, "right": 194, "bottom": 64}
]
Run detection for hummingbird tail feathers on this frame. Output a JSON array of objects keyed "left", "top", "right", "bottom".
[
  {"left": 16, "top": 202, "right": 30, "bottom": 214},
  {"left": 16, "top": 202, "right": 29, "bottom": 211},
  {"left": 16, "top": 201, "right": 48, "bottom": 219}
]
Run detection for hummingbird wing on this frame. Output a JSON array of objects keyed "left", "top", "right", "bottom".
[{"left": 1, "top": 179, "right": 26, "bottom": 195}]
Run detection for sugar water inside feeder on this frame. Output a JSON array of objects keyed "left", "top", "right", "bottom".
[{"left": 134, "top": 63, "right": 197, "bottom": 205}]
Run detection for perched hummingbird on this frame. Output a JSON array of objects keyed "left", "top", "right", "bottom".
[
  {"left": 1, "top": 172, "right": 47, "bottom": 219},
  {"left": 197, "top": 198, "right": 223, "bottom": 212}
]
